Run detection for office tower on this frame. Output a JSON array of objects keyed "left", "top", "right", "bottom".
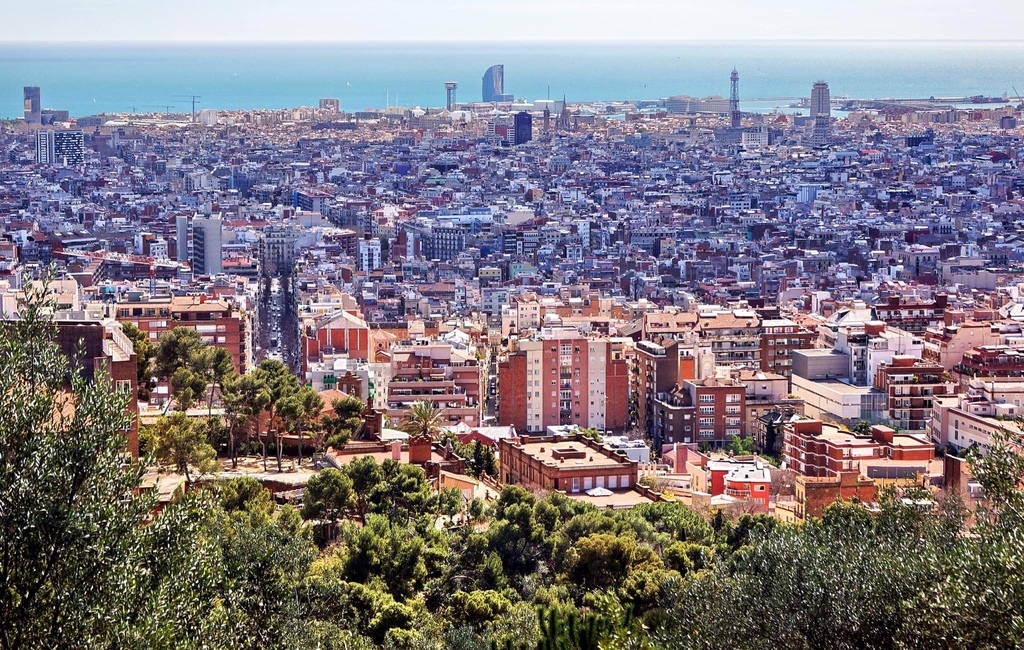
[
  {"left": 35, "top": 130, "right": 84, "bottom": 166},
  {"left": 514, "top": 111, "right": 533, "bottom": 145},
  {"left": 445, "top": 81, "right": 458, "bottom": 111},
  {"left": 810, "top": 80, "right": 831, "bottom": 146},
  {"left": 730, "top": 69, "right": 741, "bottom": 128},
  {"left": 23, "top": 87, "right": 41, "bottom": 125},
  {"left": 191, "top": 214, "right": 224, "bottom": 275},
  {"left": 318, "top": 98, "right": 340, "bottom": 113},
  {"left": 810, "top": 81, "right": 831, "bottom": 118},
  {"left": 482, "top": 64, "right": 504, "bottom": 102}
]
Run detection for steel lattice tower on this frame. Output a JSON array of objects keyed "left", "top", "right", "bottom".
[{"left": 730, "top": 68, "right": 740, "bottom": 128}]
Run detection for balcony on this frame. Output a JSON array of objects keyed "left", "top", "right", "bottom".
[{"left": 725, "top": 488, "right": 752, "bottom": 499}]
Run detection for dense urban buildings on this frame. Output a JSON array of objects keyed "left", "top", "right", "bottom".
[{"left": 2, "top": 68, "right": 1024, "bottom": 522}]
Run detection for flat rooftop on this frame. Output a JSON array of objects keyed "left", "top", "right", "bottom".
[{"left": 515, "top": 439, "right": 631, "bottom": 470}]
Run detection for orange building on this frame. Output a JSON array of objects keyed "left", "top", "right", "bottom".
[{"left": 114, "top": 293, "right": 250, "bottom": 375}]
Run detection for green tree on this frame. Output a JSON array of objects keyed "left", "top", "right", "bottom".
[
  {"left": 279, "top": 384, "right": 324, "bottom": 467},
  {"left": 155, "top": 326, "right": 210, "bottom": 411},
  {"left": 121, "top": 321, "right": 155, "bottom": 400},
  {"left": 321, "top": 395, "right": 365, "bottom": 450},
  {"left": 253, "top": 359, "right": 300, "bottom": 472},
  {"left": 204, "top": 345, "right": 236, "bottom": 419},
  {"left": 303, "top": 468, "right": 354, "bottom": 531},
  {"left": 402, "top": 400, "right": 445, "bottom": 439},
  {"left": 221, "top": 370, "right": 270, "bottom": 469},
  {"left": 150, "top": 412, "right": 220, "bottom": 486},
  {"left": 0, "top": 276, "right": 152, "bottom": 649}
]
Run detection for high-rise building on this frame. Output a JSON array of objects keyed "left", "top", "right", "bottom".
[
  {"left": 35, "top": 130, "right": 84, "bottom": 166},
  {"left": 482, "top": 64, "right": 504, "bottom": 102},
  {"left": 53, "top": 130, "right": 84, "bottom": 165},
  {"left": 358, "top": 237, "right": 381, "bottom": 271},
  {"left": 498, "top": 327, "right": 630, "bottom": 434},
  {"left": 318, "top": 98, "right": 340, "bottom": 113},
  {"left": 23, "top": 86, "right": 41, "bottom": 125},
  {"left": 175, "top": 214, "right": 192, "bottom": 263},
  {"left": 191, "top": 214, "right": 224, "bottom": 275},
  {"left": 810, "top": 81, "right": 832, "bottom": 147},
  {"left": 514, "top": 111, "right": 533, "bottom": 145},
  {"left": 810, "top": 81, "right": 831, "bottom": 118}
]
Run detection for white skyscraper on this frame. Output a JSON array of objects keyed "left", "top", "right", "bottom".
[{"left": 191, "top": 214, "right": 224, "bottom": 275}]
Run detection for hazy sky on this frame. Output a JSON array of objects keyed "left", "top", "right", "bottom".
[{"left": 4, "top": 0, "right": 1022, "bottom": 42}]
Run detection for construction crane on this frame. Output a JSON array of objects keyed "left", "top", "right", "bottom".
[
  {"left": 126, "top": 105, "right": 138, "bottom": 114},
  {"left": 144, "top": 104, "right": 175, "bottom": 113},
  {"left": 174, "top": 95, "right": 202, "bottom": 122},
  {"left": 1013, "top": 86, "right": 1023, "bottom": 111}
]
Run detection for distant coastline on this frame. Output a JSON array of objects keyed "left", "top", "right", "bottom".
[{"left": 3, "top": 40, "right": 1022, "bottom": 118}]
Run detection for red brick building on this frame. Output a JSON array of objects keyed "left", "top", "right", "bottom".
[
  {"left": 759, "top": 318, "right": 815, "bottom": 378},
  {"left": 795, "top": 471, "right": 877, "bottom": 520},
  {"left": 498, "top": 328, "right": 629, "bottom": 434},
  {"left": 114, "top": 293, "right": 249, "bottom": 375},
  {"left": 873, "top": 355, "right": 951, "bottom": 433},
  {"left": 783, "top": 419, "right": 933, "bottom": 478},
  {"left": 56, "top": 319, "right": 140, "bottom": 458},
  {"left": 385, "top": 341, "right": 482, "bottom": 426},
  {"left": 681, "top": 376, "right": 747, "bottom": 445},
  {"left": 498, "top": 434, "right": 638, "bottom": 493}
]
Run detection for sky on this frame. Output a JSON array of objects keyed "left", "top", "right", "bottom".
[{"left": 3, "top": 0, "right": 1023, "bottom": 42}]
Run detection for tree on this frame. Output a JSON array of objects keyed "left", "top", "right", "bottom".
[
  {"left": 221, "top": 371, "right": 270, "bottom": 469},
  {"left": 0, "top": 276, "right": 153, "bottom": 649},
  {"left": 303, "top": 468, "right": 353, "bottom": 531},
  {"left": 279, "top": 385, "right": 324, "bottom": 467},
  {"left": 155, "top": 327, "right": 210, "bottom": 411},
  {"left": 320, "top": 395, "right": 365, "bottom": 450},
  {"left": 204, "top": 345, "right": 236, "bottom": 419},
  {"left": 401, "top": 400, "right": 445, "bottom": 440},
  {"left": 150, "top": 412, "right": 220, "bottom": 486},
  {"left": 121, "top": 321, "right": 155, "bottom": 401},
  {"left": 253, "top": 359, "right": 300, "bottom": 472}
]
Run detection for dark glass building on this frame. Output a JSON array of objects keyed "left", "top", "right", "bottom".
[{"left": 514, "top": 111, "right": 533, "bottom": 145}]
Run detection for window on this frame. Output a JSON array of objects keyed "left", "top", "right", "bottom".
[
  {"left": 699, "top": 394, "right": 715, "bottom": 403},
  {"left": 699, "top": 417, "right": 715, "bottom": 426},
  {"left": 699, "top": 405, "right": 715, "bottom": 415},
  {"left": 699, "top": 429, "right": 715, "bottom": 439},
  {"left": 115, "top": 380, "right": 132, "bottom": 394}
]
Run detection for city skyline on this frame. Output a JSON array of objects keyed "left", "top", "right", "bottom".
[{"left": 3, "top": 1, "right": 1024, "bottom": 42}]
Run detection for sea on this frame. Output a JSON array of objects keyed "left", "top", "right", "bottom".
[{"left": 2, "top": 40, "right": 1023, "bottom": 119}]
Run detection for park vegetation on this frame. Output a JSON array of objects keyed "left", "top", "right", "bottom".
[{"left": 2, "top": 281, "right": 1024, "bottom": 649}]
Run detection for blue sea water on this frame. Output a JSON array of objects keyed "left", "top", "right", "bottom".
[{"left": 1, "top": 40, "right": 1022, "bottom": 119}]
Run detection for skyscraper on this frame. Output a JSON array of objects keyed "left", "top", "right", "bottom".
[
  {"left": 23, "top": 87, "right": 41, "bottom": 125},
  {"left": 810, "top": 81, "right": 831, "bottom": 147},
  {"left": 514, "top": 111, "right": 533, "bottom": 145},
  {"left": 482, "top": 64, "right": 504, "bottom": 102},
  {"left": 810, "top": 81, "right": 831, "bottom": 119},
  {"left": 191, "top": 214, "right": 224, "bottom": 275},
  {"left": 35, "top": 130, "right": 84, "bottom": 166}
]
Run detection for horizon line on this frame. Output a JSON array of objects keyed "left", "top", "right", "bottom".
[{"left": 3, "top": 37, "right": 1024, "bottom": 45}]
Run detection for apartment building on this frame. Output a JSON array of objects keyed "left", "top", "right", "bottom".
[
  {"left": 759, "top": 317, "right": 815, "bottom": 378},
  {"left": 112, "top": 292, "right": 250, "bottom": 376},
  {"left": 873, "top": 355, "right": 952, "bottom": 433},
  {"left": 783, "top": 419, "right": 933, "bottom": 478},
  {"left": 498, "top": 327, "right": 629, "bottom": 434},
  {"left": 384, "top": 340, "right": 482, "bottom": 426}
]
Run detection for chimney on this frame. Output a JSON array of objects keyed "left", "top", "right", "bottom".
[{"left": 391, "top": 439, "right": 402, "bottom": 461}]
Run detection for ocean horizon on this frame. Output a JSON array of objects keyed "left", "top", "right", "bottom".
[{"left": 3, "top": 40, "right": 1023, "bottom": 119}]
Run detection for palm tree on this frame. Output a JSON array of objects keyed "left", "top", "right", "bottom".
[{"left": 401, "top": 400, "right": 445, "bottom": 440}]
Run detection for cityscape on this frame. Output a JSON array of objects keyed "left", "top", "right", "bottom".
[{"left": 3, "top": 29, "right": 1024, "bottom": 650}]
